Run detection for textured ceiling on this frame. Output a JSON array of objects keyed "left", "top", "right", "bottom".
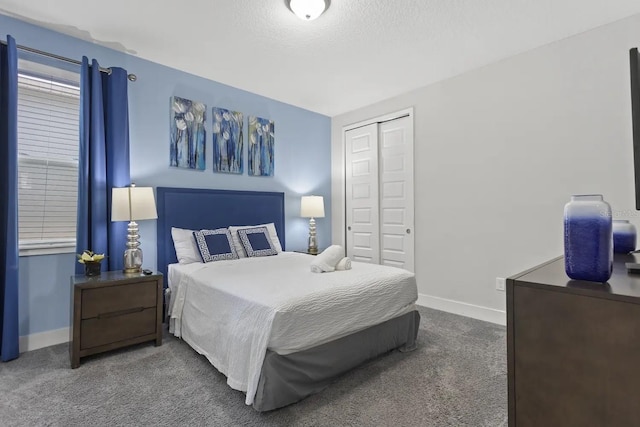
[{"left": 1, "top": 1, "right": 639, "bottom": 116}]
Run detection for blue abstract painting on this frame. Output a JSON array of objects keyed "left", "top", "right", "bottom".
[
  {"left": 212, "top": 107, "right": 243, "bottom": 174},
  {"left": 170, "top": 96, "right": 206, "bottom": 170},
  {"left": 248, "top": 116, "right": 274, "bottom": 177}
]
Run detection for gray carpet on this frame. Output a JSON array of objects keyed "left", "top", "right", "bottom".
[{"left": 0, "top": 306, "right": 507, "bottom": 426}]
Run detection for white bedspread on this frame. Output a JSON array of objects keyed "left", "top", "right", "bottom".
[{"left": 168, "top": 252, "right": 417, "bottom": 406}]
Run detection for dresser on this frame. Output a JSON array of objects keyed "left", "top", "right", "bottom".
[
  {"left": 70, "top": 271, "right": 163, "bottom": 368},
  {"left": 507, "top": 254, "right": 640, "bottom": 427}
]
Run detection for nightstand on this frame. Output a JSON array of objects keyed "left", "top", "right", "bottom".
[
  {"left": 70, "top": 270, "right": 163, "bottom": 368},
  {"left": 294, "top": 250, "right": 320, "bottom": 256}
]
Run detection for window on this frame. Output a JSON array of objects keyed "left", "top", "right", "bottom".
[{"left": 17, "top": 60, "right": 80, "bottom": 256}]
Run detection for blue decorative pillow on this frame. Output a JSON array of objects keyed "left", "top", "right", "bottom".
[
  {"left": 238, "top": 227, "right": 277, "bottom": 257},
  {"left": 193, "top": 228, "right": 238, "bottom": 263}
]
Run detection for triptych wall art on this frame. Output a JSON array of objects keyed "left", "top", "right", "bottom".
[
  {"left": 248, "top": 116, "right": 274, "bottom": 177},
  {"left": 212, "top": 108, "right": 243, "bottom": 174},
  {"left": 170, "top": 96, "right": 207, "bottom": 170},
  {"left": 169, "top": 96, "right": 274, "bottom": 177}
]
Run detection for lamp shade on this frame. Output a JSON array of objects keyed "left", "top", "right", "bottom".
[
  {"left": 111, "top": 187, "right": 158, "bottom": 222},
  {"left": 289, "top": 0, "right": 327, "bottom": 20},
  {"left": 301, "top": 195, "right": 325, "bottom": 218}
]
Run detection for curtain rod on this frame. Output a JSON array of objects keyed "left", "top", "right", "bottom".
[{"left": 1, "top": 40, "right": 137, "bottom": 82}]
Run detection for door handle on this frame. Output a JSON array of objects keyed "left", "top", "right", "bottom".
[
  {"left": 347, "top": 226, "right": 352, "bottom": 231},
  {"left": 97, "top": 307, "right": 145, "bottom": 319},
  {"left": 406, "top": 229, "right": 411, "bottom": 234}
]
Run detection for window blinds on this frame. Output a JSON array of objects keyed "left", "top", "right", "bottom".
[{"left": 17, "top": 72, "right": 80, "bottom": 250}]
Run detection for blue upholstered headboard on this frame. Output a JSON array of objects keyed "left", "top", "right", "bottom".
[{"left": 156, "top": 187, "right": 285, "bottom": 281}]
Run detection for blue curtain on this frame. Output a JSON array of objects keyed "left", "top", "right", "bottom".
[
  {"left": 76, "top": 58, "right": 130, "bottom": 274},
  {"left": 0, "top": 35, "right": 19, "bottom": 362}
]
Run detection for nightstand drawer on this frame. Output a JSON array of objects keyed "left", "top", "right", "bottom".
[
  {"left": 81, "top": 281, "right": 156, "bottom": 319},
  {"left": 80, "top": 307, "right": 157, "bottom": 349}
]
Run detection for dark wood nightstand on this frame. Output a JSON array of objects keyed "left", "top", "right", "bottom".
[
  {"left": 70, "top": 270, "right": 163, "bottom": 368},
  {"left": 294, "top": 250, "right": 320, "bottom": 255}
]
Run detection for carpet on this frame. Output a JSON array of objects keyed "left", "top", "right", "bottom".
[{"left": 0, "top": 306, "right": 507, "bottom": 426}]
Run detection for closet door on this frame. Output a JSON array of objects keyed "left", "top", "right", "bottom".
[
  {"left": 379, "top": 116, "right": 414, "bottom": 272},
  {"left": 345, "top": 123, "right": 380, "bottom": 263}
]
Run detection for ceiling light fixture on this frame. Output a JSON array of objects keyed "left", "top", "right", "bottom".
[{"left": 288, "top": 0, "right": 329, "bottom": 21}]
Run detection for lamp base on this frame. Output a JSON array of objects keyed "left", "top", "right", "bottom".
[
  {"left": 123, "top": 247, "right": 143, "bottom": 274},
  {"left": 307, "top": 217, "right": 318, "bottom": 255},
  {"left": 123, "top": 221, "right": 143, "bottom": 274}
]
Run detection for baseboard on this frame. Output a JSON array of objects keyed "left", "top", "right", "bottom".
[
  {"left": 19, "top": 327, "right": 70, "bottom": 353},
  {"left": 416, "top": 293, "right": 506, "bottom": 326}
]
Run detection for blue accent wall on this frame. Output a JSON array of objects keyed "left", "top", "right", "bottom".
[{"left": 1, "top": 14, "right": 331, "bottom": 337}]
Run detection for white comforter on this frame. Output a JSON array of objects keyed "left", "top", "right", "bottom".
[{"left": 168, "top": 252, "right": 417, "bottom": 406}]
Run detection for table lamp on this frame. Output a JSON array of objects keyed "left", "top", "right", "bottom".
[
  {"left": 301, "top": 195, "right": 325, "bottom": 254},
  {"left": 111, "top": 185, "right": 158, "bottom": 273}
]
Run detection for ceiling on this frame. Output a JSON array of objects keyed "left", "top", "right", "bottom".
[{"left": 1, "top": 0, "right": 639, "bottom": 116}]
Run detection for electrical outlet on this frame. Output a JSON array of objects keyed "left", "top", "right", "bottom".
[{"left": 496, "top": 277, "right": 506, "bottom": 291}]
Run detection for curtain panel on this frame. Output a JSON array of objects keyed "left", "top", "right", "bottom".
[
  {"left": 75, "top": 58, "right": 131, "bottom": 274},
  {"left": 0, "top": 35, "right": 19, "bottom": 362}
]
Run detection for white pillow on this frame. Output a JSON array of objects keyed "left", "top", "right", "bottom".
[
  {"left": 228, "top": 223, "right": 283, "bottom": 258},
  {"left": 171, "top": 227, "right": 202, "bottom": 264}
]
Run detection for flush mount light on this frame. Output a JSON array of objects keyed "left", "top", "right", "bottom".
[{"left": 288, "top": 0, "right": 329, "bottom": 21}]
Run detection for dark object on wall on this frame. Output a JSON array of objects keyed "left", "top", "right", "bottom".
[{"left": 630, "top": 48, "right": 640, "bottom": 209}]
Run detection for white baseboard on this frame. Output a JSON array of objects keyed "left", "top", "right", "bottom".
[
  {"left": 416, "top": 293, "right": 506, "bottom": 326},
  {"left": 19, "top": 327, "right": 70, "bottom": 353}
]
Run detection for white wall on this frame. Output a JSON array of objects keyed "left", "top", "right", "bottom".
[{"left": 332, "top": 14, "right": 640, "bottom": 323}]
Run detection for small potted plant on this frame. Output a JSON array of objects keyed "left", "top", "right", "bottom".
[{"left": 77, "top": 250, "right": 106, "bottom": 277}]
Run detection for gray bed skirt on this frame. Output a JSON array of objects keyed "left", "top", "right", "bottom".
[{"left": 253, "top": 310, "right": 421, "bottom": 412}]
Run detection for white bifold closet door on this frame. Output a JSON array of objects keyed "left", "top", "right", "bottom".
[
  {"left": 345, "top": 115, "right": 414, "bottom": 272},
  {"left": 345, "top": 123, "right": 380, "bottom": 264}
]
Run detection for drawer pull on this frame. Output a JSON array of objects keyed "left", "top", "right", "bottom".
[{"left": 97, "top": 307, "right": 145, "bottom": 319}]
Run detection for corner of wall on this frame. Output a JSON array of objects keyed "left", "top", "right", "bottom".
[{"left": 19, "top": 328, "right": 70, "bottom": 353}]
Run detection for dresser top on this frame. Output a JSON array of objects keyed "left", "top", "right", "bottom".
[
  {"left": 510, "top": 253, "right": 640, "bottom": 301},
  {"left": 71, "top": 270, "right": 162, "bottom": 287}
]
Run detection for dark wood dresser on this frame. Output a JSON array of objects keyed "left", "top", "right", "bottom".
[
  {"left": 507, "top": 254, "right": 640, "bottom": 427},
  {"left": 70, "top": 271, "right": 163, "bottom": 368}
]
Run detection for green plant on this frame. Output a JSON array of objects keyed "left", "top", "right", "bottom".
[{"left": 77, "top": 250, "right": 105, "bottom": 264}]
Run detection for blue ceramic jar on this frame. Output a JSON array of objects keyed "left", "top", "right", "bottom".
[
  {"left": 612, "top": 219, "right": 637, "bottom": 254},
  {"left": 564, "top": 195, "right": 612, "bottom": 282}
]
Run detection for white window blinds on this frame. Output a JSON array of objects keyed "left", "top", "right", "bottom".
[{"left": 17, "top": 66, "right": 80, "bottom": 254}]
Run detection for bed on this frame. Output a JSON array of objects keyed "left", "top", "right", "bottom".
[{"left": 156, "top": 187, "right": 420, "bottom": 411}]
